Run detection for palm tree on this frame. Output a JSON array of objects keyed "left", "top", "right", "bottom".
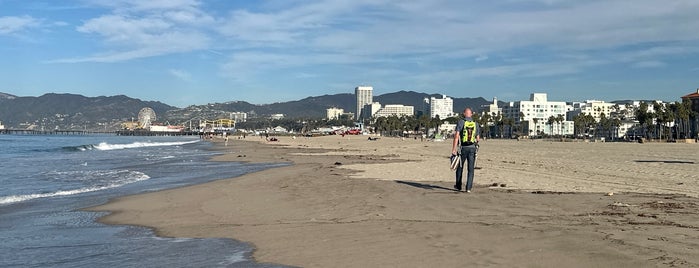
[
  {"left": 636, "top": 102, "right": 652, "bottom": 139},
  {"left": 653, "top": 101, "right": 666, "bottom": 140},
  {"left": 547, "top": 116, "right": 556, "bottom": 137},
  {"left": 556, "top": 114, "right": 565, "bottom": 136}
]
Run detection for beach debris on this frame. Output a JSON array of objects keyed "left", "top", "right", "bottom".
[
  {"left": 334, "top": 162, "right": 342, "bottom": 165},
  {"left": 500, "top": 183, "right": 507, "bottom": 187},
  {"left": 611, "top": 202, "right": 631, "bottom": 207},
  {"left": 605, "top": 192, "right": 614, "bottom": 196},
  {"left": 490, "top": 183, "right": 499, "bottom": 187}
]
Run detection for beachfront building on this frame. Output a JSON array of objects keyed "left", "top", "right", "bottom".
[
  {"left": 682, "top": 89, "right": 699, "bottom": 113},
  {"left": 229, "top": 112, "right": 247, "bottom": 123},
  {"left": 355, "top": 86, "right": 373, "bottom": 120},
  {"left": 567, "top": 100, "right": 615, "bottom": 122},
  {"left": 362, "top": 102, "right": 382, "bottom": 119},
  {"left": 326, "top": 108, "right": 344, "bottom": 120},
  {"left": 0, "top": 121, "right": 4, "bottom": 130},
  {"left": 502, "top": 93, "right": 573, "bottom": 136},
  {"left": 269, "top": 114, "right": 285, "bottom": 120},
  {"left": 374, "top": 104, "right": 415, "bottom": 118},
  {"left": 423, "top": 95, "right": 454, "bottom": 119},
  {"left": 481, "top": 97, "right": 502, "bottom": 117},
  {"left": 681, "top": 89, "right": 699, "bottom": 139}
]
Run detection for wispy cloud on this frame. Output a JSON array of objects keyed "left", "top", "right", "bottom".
[
  {"left": 0, "top": 15, "right": 40, "bottom": 35},
  {"left": 50, "top": 0, "right": 211, "bottom": 63},
  {"left": 169, "top": 69, "right": 193, "bottom": 82},
  {"left": 42, "top": 0, "right": 699, "bottom": 86},
  {"left": 632, "top": 61, "right": 666, "bottom": 69}
]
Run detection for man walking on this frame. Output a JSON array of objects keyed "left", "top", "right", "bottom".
[{"left": 451, "top": 108, "right": 480, "bottom": 193}]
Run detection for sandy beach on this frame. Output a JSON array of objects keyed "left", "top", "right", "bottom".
[{"left": 88, "top": 135, "right": 699, "bottom": 267}]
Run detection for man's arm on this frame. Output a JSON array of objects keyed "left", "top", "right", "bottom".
[
  {"left": 452, "top": 120, "right": 462, "bottom": 154},
  {"left": 452, "top": 132, "right": 459, "bottom": 154}
]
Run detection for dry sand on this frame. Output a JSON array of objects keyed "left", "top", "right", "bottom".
[{"left": 88, "top": 135, "right": 699, "bottom": 267}]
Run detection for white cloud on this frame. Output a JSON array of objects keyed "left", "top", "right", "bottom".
[
  {"left": 51, "top": 1, "right": 211, "bottom": 63},
  {"left": 49, "top": 0, "right": 699, "bottom": 82},
  {"left": 632, "top": 61, "right": 666, "bottom": 69},
  {"left": 0, "top": 15, "right": 40, "bottom": 35}
]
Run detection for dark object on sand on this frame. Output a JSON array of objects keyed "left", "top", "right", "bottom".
[{"left": 334, "top": 162, "right": 342, "bottom": 165}]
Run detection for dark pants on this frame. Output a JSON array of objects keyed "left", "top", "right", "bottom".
[{"left": 455, "top": 145, "right": 477, "bottom": 191}]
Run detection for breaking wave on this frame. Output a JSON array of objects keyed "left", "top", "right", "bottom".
[
  {"left": 64, "top": 140, "right": 199, "bottom": 151},
  {"left": 0, "top": 171, "right": 151, "bottom": 205}
]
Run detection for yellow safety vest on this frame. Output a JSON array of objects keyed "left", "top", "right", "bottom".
[{"left": 461, "top": 120, "right": 477, "bottom": 144}]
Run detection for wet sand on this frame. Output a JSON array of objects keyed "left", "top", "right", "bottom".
[{"left": 88, "top": 136, "right": 699, "bottom": 267}]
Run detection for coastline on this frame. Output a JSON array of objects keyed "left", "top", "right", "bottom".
[{"left": 87, "top": 136, "right": 699, "bottom": 267}]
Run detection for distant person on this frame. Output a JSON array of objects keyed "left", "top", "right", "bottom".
[{"left": 451, "top": 108, "right": 481, "bottom": 193}]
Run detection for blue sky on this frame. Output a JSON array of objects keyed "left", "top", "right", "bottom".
[{"left": 1, "top": 0, "right": 698, "bottom": 107}]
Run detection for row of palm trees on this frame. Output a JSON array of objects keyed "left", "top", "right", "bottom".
[
  {"left": 635, "top": 100, "right": 697, "bottom": 140},
  {"left": 370, "top": 115, "right": 445, "bottom": 137},
  {"left": 238, "top": 100, "right": 698, "bottom": 141}
]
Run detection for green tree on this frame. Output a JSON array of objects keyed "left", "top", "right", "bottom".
[
  {"left": 547, "top": 116, "right": 556, "bottom": 137},
  {"left": 556, "top": 114, "right": 565, "bottom": 136}
]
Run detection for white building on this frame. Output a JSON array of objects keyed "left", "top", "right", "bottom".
[
  {"left": 271, "top": 126, "right": 288, "bottom": 133},
  {"left": 482, "top": 97, "right": 502, "bottom": 117},
  {"left": 326, "top": 108, "right": 344, "bottom": 120},
  {"left": 269, "top": 114, "right": 285, "bottom": 120},
  {"left": 424, "top": 95, "right": 454, "bottom": 119},
  {"left": 502, "top": 93, "right": 573, "bottom": 136},
  {"left": 567, "top": 100, "right": 615, "bottom": 122},
  {"left": 363, "top": 102, "right": 382, "bottom": 119},
  {"left": 374, "top": 104, "right": 414, "bottom": 118},
  {"left": 230, "top": 112, "right": 247, "bottom": 123},
  {"left": 0, "top": 121, "right": 4, "bottom": 130},
  {"left": 355, "top": 86, "right": 373, "bottom": 120}
]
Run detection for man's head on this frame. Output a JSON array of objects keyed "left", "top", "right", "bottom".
[{"left": 463, "top": 108, "right": 473, "bottom": 118}]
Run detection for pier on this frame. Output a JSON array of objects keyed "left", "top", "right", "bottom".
[
  {"left": 0, "top": 129, "right": 114, "bottom": 135},
  {"left": 1, "top": 129, "right": 203, "bottom": 136}
]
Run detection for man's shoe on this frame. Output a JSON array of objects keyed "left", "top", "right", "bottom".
[
  {"left": 466, "top": 190, "right": 472, "bottom": 193},
  {"left": 453, "top": 185, "right": 462, "bottom": 192}
]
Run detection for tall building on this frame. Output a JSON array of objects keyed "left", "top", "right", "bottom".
[
  {"left": 355, "top": 86, "right": 373, "bottom": 120},
  {"left": 423, "top": 95, "right": 454, "bottom": 119}
]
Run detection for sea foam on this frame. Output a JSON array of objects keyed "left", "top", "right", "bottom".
[{"left": 0, "top": 171, "right": 150, "bottom": 205}]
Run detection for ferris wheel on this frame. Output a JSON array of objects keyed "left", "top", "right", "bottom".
[{"left": 138, "top": 107, "right": 157, "bottom": 129}]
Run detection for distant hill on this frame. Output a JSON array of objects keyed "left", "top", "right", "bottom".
[
  {"left": 0, "top": 91, "right": 501, "bottom": 130},
  {"left": 0, "top": 93, "right": 176, "bottom": 130},
  {"left": 164, "top": 91, "right": 497, "bottom": 121},
  {"left": 0, "top": 92, "right": 17, "bottom": 100}
]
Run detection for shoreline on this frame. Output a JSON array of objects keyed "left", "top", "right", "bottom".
[{"left": 87, "top": 136, "right": 699, "bottom": 267}]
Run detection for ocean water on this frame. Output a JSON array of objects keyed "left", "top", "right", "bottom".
[{"left": 0, "top": 134, "right": 290, "bottom": 268}]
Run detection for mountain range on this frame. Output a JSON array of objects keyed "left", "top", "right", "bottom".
[{"left": 0, "top": 91, "right": 496, "bottom": 130}]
